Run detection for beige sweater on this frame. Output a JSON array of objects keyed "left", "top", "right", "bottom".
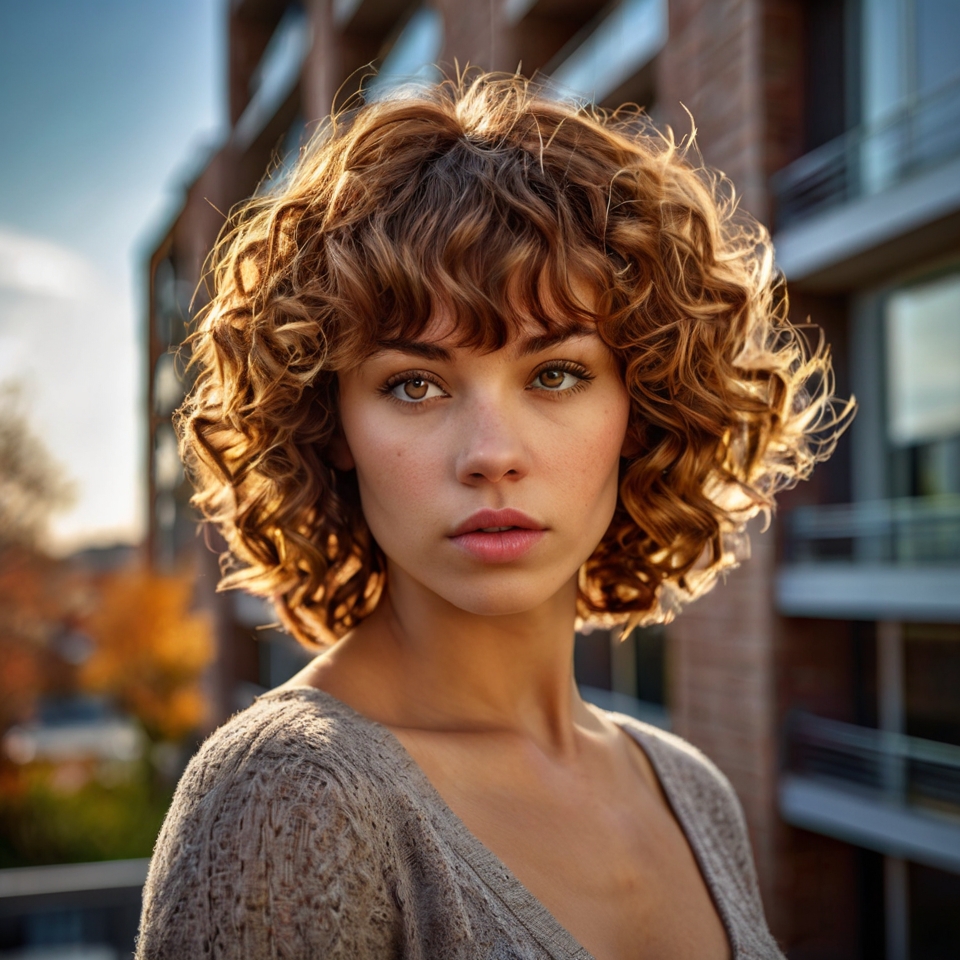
[{"left": 136, "top": 687, "right": 785, "bottom": 959}]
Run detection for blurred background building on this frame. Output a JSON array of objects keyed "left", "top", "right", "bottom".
[{"left": 139, "top": 1, "right": 958, "bottom": 958}]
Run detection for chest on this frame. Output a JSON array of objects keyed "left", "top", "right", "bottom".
[{"left": 393, "top": 731, "right": 731, "bottom": 960}]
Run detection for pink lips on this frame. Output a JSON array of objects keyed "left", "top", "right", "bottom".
[{"left": 448, "top": 508, "right": 546, "bottom": 563}]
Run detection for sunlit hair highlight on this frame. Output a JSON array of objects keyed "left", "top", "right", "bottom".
[{"left": 178, "top": 71, "right": 852, "bottom": 646}]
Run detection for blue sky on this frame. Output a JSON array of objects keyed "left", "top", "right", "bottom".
[{"left": 0, "top": 0, "right": 225, "bottom": 551}]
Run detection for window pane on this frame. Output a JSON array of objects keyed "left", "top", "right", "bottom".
[
  {"left": 862, "top": 0, "right": 907, "bottom": 125},
  {"left": 886, "top": 272, "right": 960, "bottom": 445},
  {"left": 915, "top": 0, "right": 960, "bottom": 96}
]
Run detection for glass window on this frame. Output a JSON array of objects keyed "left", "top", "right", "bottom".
[
  {"left": 248, "top": 5, "right": 310, "bottom": 108},
  {"left": 859, "top": 0, "right": 960, "bottom": 192},
  {"left": 915, "top": 0, "right": 960, "bottom": 96},
  {"left": 862, "top": 0, "right": 960, "bottom": 117},
  {"left": 886, "top": 272, "right": 960, "bottom": 446},
  {"left": 154, "top": 424, "right": 183, "bottom": 492},
  {"left": 862, "top": 0, "right": 908, "bottom": 126}
]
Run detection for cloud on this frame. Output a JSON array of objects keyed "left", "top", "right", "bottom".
[
  {"left": 0, "top": 224, "right": 142, "bottom": 550},
  {"left": 0, "top": 226, "right": 101, "bottom": 300}
]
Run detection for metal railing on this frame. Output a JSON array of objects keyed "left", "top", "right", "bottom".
[
  {"left": 783, "top": 496, "right": 960, "bottom": 565},
  {"left": 773, "top": 77, "right": 960, "bottom": 228},
  {"left": 784, "top": 711, "right": 960, "bottom": 812}
]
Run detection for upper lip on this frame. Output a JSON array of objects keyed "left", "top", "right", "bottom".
[{"left": 450, "top": 508, "right": 545, "bottom": 537}]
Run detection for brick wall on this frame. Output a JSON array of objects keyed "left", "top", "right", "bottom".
[
  {"left": 657, "top": 0, "right": 826, "bottom": 944},
  {"left": 657, "top": 0, "right": 769, "bottom": 221},
  {"left": 666, "top": 516, "right": 782, "bottom": 917},
  {"left": 437, "top": 0, "right": 501, "bottom": 73}
]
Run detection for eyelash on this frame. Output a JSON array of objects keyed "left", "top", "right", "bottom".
[
  {"left": 379, "top": 369, "right": 445, "bottom": 406},
  {"left": 528, "top": 360, "right": 594, "bottom": 396},
  {"left": 378, "top": 360, "right": 595, "bottom": 406}
]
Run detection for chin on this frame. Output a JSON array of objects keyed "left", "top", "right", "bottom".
[{"left": 431, "top": 575, "right": 576, "bottom": 619}]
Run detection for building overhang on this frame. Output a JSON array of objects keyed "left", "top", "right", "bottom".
[
  {"left": 773, "top": 154, "right": 960, "bottom": 293},
  {"left": 780, "top": 774, "right": 960, "bottom": 874},
  {"left": 776, "top": 563, "right": 960, "bottom": 622}
]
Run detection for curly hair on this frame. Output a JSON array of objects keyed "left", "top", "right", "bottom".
[{"left": 177, "top": 71, "right": 851, "bottom": 646}]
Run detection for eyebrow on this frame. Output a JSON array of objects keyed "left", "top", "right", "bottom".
[
  {"left": 374, "top": 338, "right": 452, "bottom": 361},
  {"left": 374, "top": 323, "right": 596, "bottom": 362},
  {"left": 515, "top": 323, "right": 596, "bottom": 357}
]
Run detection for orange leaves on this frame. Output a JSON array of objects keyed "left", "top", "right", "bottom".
[{"left": 80, "top": 567, "right": 214, "bottom": 741}]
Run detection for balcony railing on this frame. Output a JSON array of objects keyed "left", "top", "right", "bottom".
[
  {"left": 773, "top": 77, "right": 960, "bottom": 229},
  {"left": 784, "top": 711, "right": 960, "bottom": 814},
  {"left": 783, "top": 496, "right": 960, "bottom": 565}
]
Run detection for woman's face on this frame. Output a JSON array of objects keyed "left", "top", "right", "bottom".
[{"left": 335, "top": 310, "right": 632, "bottom": 619}]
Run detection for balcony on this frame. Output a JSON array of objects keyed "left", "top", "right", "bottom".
[
  {"left": 776, "top": 497, "right": 960, "bottom": 621},
  {"left": 780, "top": 712, "right": 960, "bottom": 874},
  {"left": 771, "top": 79, "right": 960, "bottom": 290},
  {"left": 774, "top": 78, "right": 960, "bottom": 229}
]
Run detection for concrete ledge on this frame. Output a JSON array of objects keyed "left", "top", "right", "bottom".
[
  {"left": 779, "top": 775, "right": 960, "bottom": 874},
  {"left": 0, "top": 858, "right": 150, "bottom": 900},
  {"left": 773, "top": 154, "right": 960, "bottom": 291},
  {"left": 776, "top": 563, "right": 960, "bottom": 622}
]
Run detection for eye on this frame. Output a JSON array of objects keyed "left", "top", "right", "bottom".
[
  {"left": 535, "top": 368, "right": 574, "bottom": 390},
  {"left": 387, "top": 377, "right": 446, "bottom": 403},
  {"left": 529, "top": 363, "right": 592, "bottom": 393}
]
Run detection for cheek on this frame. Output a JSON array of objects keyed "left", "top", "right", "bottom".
[
  {"left": 344, "top": 415, "right": 439, "bottom": 524},
  {"left": 560, "top": 390, "right": 630, "bottom": 506}
]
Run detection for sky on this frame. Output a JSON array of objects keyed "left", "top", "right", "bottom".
[{"left": 0, "top": 0, "right": 226, "bottom": 552}]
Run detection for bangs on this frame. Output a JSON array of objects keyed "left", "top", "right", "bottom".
[{"left": 319, "top": 134, "right": 618, "bottom": 366}]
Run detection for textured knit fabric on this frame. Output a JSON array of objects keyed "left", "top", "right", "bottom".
[{"left": 136, "top": 686, "right": 785, "bottom": 959}]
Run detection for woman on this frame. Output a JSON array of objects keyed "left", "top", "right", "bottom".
[{"left": 136, "top": 74, "right": 848, "bottom": 959}]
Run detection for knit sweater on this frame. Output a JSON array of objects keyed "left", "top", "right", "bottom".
[{"left": 136, "top": 686, "right": 785, "bottom": 959}]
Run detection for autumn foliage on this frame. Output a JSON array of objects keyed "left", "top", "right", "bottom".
[
  {"left": 0, "top": 552, "right": 215, "bottom": 866},
  {"left": 81, "top": 566, "right": 213, "bottom": 741},
  {"left": 0, "top": 384, "right": 217, "bottom": 866}
]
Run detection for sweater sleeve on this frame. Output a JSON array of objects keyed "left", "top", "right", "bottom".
[{"left": 135, "top": 709, "right": 401, "bottom": 960}]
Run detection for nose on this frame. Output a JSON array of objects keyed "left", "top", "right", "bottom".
[{"left": 454, "top": 396, "right": 530, "bottom": 485}]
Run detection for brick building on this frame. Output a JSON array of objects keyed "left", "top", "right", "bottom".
[{"left": 146, "top": 1, "right": 960, "bottom": 956}]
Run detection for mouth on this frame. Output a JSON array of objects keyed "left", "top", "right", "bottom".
[
  {"left": 448, "top": 509, "right": 546, "bottom": 563},
  {"left": 450, "top": 508, "right": 545, "bottom": 538}
]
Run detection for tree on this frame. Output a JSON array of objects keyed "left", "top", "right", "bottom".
[
  {"left": 80, "top": 566, "right": 214, "bottom": 741},
  {"left": 0, "top": 383, "right": 77, "bottom": 728},
  {"left": 0, "top": 382, "right": 73, "bottom": 551}
]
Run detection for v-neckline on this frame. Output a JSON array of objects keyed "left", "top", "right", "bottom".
[{"left": 262, "top": 685, "right": 737, "bottom": 960}]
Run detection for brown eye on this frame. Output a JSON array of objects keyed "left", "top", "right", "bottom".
[
  {"left": 403, "top": 378, "right": 429, "bottom": 400},
  {"left": 386, "top": 375, "right": 444, "bottom": 403},
  {"left": 537, "top": 368, "right": 567, "bottom": 389}
]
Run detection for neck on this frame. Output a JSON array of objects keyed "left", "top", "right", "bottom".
[{"left": 315, "top": 562, "right": 588, "bottom": 751}]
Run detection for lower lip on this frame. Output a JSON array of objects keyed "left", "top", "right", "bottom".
[{"left": 449, "top": 528, "right": 546, "bottom": 563}]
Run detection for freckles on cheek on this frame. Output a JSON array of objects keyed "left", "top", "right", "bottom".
[
  {"left": 572, "top": 405, "right": 629, "bottom": 508},
  {"left": 356, "top": 431, "right": 436, "bottom": 503},
  {"left": 587, "top": 403, "right": 629, "bottom": 460}
]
